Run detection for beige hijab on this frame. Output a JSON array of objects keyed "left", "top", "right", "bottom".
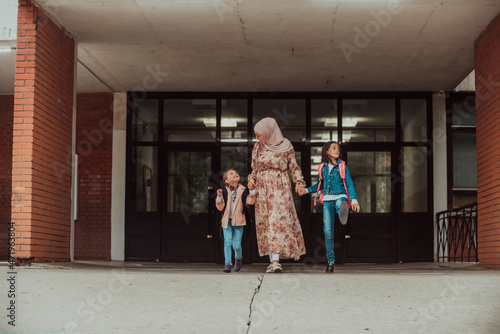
[{"left": 254, "top": 117, "right": 293, "bottom": 153}]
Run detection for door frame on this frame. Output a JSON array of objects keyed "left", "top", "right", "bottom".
[
  {"left": 340, "top": 143, "right": 398, "bottom": 263},
  {"left": 160, "top": 143, "right": 219, "bottom": 262}
]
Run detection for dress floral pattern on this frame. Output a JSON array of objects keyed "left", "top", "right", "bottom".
[{"left": 248, "top": 142, "right": 306, "bottom": 260}]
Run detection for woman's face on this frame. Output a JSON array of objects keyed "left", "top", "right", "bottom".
[
  {"left": 327, "top": 143, "right": 340, "bottom": 160},
  {"left": 255, "top": 131, "right": 266, "bottom": 143}
]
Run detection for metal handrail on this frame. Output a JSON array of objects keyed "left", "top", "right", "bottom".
[{"left": 436, "top": 202, "right": 478, "bottom": 262}]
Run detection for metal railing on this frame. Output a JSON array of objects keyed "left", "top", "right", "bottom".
[{"left": 437, "top": 202, "right": 478, "bottom": 262}]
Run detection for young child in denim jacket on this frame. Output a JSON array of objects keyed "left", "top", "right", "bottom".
[
  {"left": 297, "top": 141, "right": 360, "bottom": 273},
  {"left": 216, "top": 169, "right": 255, "bottom": 273}
]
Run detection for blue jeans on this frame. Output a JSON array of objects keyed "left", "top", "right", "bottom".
[
  {"left": 322, "top": 198, "right": 348, "bottom": 263},
  {"left": 223, "top": 219, "right": 244, "bottom": 265}
]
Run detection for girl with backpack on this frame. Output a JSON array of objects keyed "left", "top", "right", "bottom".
[{"left": 297, "top": 141, "right": 360, "bottom": 273}]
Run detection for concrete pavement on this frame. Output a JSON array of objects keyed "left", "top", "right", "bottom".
[{"left": 1, "top": 261, "right": 499, "bottom": 334}]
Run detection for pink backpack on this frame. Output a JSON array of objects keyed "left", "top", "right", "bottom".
[{"left": 313, "top": 161, "right": 351, "bottom": 207}]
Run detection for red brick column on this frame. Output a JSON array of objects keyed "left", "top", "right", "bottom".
[
  {"left": 0, "top": 95, "right": 14, "bottom": 260},
  {"left": 75, "top": 93, "right": 113, "bottom": 260},
  {"left": 12, "top": 0, "right": 75, "bottom": 262},
  {"left": 474, "top": 13, "right": 500, "bottom": 269}
]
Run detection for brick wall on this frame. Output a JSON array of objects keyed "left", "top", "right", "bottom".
[
  {"left": 12, "top": 0, "right": 75, "bottom": 262},
  {"left": 0, "top": 95, "right": 14, "bottom": 260},
  {"left": 474, "top": 13, "right": 500, "bottom": 269},
  {"left": 75, "top": 93, "right": 113, "bottom": 260}
]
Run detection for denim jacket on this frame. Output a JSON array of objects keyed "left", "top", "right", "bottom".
[{"left": 306, "top": 159, "right": 357, "bottom": 201}]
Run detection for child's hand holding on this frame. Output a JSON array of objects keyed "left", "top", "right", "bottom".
[
  {"left": 351, "top": 203, "right": 360, "bottom": 212},
  {"left": 296, "top": 186, "right": 307, "bottom": 196},
  {"left": 217, "top": 189, "right": 223, "bottom": 197},
  {"left": 247, "top": 180, "right": 256, "bottom": 190}
]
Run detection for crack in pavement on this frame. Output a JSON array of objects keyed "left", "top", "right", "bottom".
[{"left": 245, "top": 274, "right": 265, "bottom": 334}]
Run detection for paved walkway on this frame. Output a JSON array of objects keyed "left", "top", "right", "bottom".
[{"left": 1, "top": 261, "right": 499, "bottom": 334}]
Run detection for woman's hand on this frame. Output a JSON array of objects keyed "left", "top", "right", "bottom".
[
  {"left": 351, "top": 203, "right": 360, "bottom": 212},
  {"left": 217, "top": 189, "right": 223, "bottom": 197},
  {"left": 247, "top": 180, "right": 256, "bottom": 190},
  {"left": 296, "top": 186, "right": 307, "bottom": 196}
]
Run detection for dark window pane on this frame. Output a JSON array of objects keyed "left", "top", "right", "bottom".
[
  {"left": 311, "top": 100, "right": 338, "bottom": 143},
  {"left": 167, "top": 151, "right": 212, "bottom": 213},
  {"left": 401, "top": 99, "right": 427, "bottom": 142},
  {"left": 221, "top": 99, "right": 248, "bottom": 143},
  {"left": 221, "top": 147, "right": 248, "bottom": 185},
  {"left": 164, "top": 99, "right": 216, "bottom": 142},
  {"left": 453, "top": 133, "right": 477, "bottom": 187},
  {"left": 347, "top": 151, "right": 391, "bottom": 213},
  {"left": 402, "top": 147, "right": 428, "bottom": 212},
  {"left": 131, "top": 146, "right": 158, "bottom": 212},
  {"left": 343, "top": 99, "right": 395, "bottom": 142},
  {"left": 253, "top": 99, "right": 305, "bottom": 142},
  {"left": 452, "top": 97, "right": 476, "bottom": 125},
  {"left": 131, "top": 99, "right": 158, "bottom": 142}
]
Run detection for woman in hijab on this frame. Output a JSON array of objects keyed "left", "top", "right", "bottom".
[{"left": 247, "top": 117, "right": 306, "bottom": 273}]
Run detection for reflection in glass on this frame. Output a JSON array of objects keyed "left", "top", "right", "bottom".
[
  {"left": 167, "top": 151, "right": 211, "bottom": 213},
  {"left": 347, "top": 151, "right": 391, "bottom": 213},
  {"left": 131, "top": 146, "right": 158, "bottom": 212},
  {"left": 131, "top": 99, "right": 159, "bottom": 142},
  {"left": 253, "top": 100, "right": 305, "bottom": 142},
  {"left": 311, "top": 100, "right": 338, "bottom": 143},
  {"left": 453, "top": 133, "right": 477, "bottom": 188},
  {"left": 221, "top": 147, "right": 248, "bottom": 185},
  {"left": 343, "top": 99, "right": 395, "bottom": 142},
  {"left": 402, "top": 147, "right": 428, "bottom": 212},
  {"left": 164, "top": 99, "right": 216, "bottom": 142},
  {"left": 452, "top": 98, "right": 476, "bottom": 125},
  {"left": 401, "top": 99, "right": 427, "bottom": 142},
  {"left": 222, "top": 100, "right": 248, "bottom": 143}
]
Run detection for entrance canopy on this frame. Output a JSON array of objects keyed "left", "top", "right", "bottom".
[{"left": 1, "top": 0, "right": 500, "bottom": 93}]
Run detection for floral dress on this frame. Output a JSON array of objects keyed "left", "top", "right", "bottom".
[{"left": 248, "top": 142, "right": 306, "bottom": 260}]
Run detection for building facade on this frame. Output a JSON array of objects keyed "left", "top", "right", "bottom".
[{"left": 1, "top": 1, "right": 499, "bottom": 268}]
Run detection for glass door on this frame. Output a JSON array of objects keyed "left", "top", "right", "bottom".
[
  {"left": 342, "top": 148, "right": 397, "bottom": 262},
  {"left": 161, "top": 147, "right": 217, "bottom": 262}
]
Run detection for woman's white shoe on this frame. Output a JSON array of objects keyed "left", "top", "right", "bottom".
[{"left": 272, "top": 262, "right": 282, "bottom": 273}]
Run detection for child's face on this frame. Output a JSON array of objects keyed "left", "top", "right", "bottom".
[
  {"left": 225, "top": 170, "right": 240, "bottom": 186},
  {"left": 254, "top": 131, "right": 266, "bottom": 143},
  {"left": 326, "top": 143, "right": 340, "bottom": 160}
]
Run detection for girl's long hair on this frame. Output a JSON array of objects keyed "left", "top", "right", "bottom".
[{"left": 321, "top": 141, "right": 340, "bottom": 165}]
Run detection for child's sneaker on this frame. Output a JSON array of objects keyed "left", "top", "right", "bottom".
[
  {"left": 340, "top": 201, "right": 349, "bottom": 225},
  {"left": 223, "top": 264, "right": 231, "bottom": 273},
  {"left": 234, "top": 259, "right": 243, "bottom": 272}
]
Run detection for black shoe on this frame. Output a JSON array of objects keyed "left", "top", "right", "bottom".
[
  {"left": 223, "top": 264, "right": 231, "bottom": 273},
  {"left": 340, "top": 201, "right": 349, "bottom": 225},
  {"left": 326, "top": 263, "right": 334, "bottom": 273}
]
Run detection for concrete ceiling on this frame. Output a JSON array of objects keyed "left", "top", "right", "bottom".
[{"left": 1, "top": 0, "right": 500, "bottom": 94}]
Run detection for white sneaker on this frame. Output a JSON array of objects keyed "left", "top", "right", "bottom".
[
  {"left": 266, "top": 264, "right": 274, "bottom": 273},
  {"left": 272, "top": 262, "right": 282, "bottom": 273}
]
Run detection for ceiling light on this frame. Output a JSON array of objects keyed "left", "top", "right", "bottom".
[
  {"left": 203, "top": 118, "right": 216, "bottom": 127},
  {"left": 221, "top": 118, "right": 237, "bottom": 127},
  {"left": 325, "top": 117, "right": 358, "bottom": 127},
  {"left": 343, "top": 117, "right": 358, "bottom": 127},
  {"left": 324, "top": 118, "right": 337, "bottom": 127},
  {"left": 203, "top": 118, "right": 237, "bottom": 127}
]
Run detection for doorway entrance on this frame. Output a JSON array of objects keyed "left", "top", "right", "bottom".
[
  {"left": 161, "top": 146, "right": 218, "bottom": 261},
  {"left": 342, "top": 147, "right": 396, "bottom": 262}
]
